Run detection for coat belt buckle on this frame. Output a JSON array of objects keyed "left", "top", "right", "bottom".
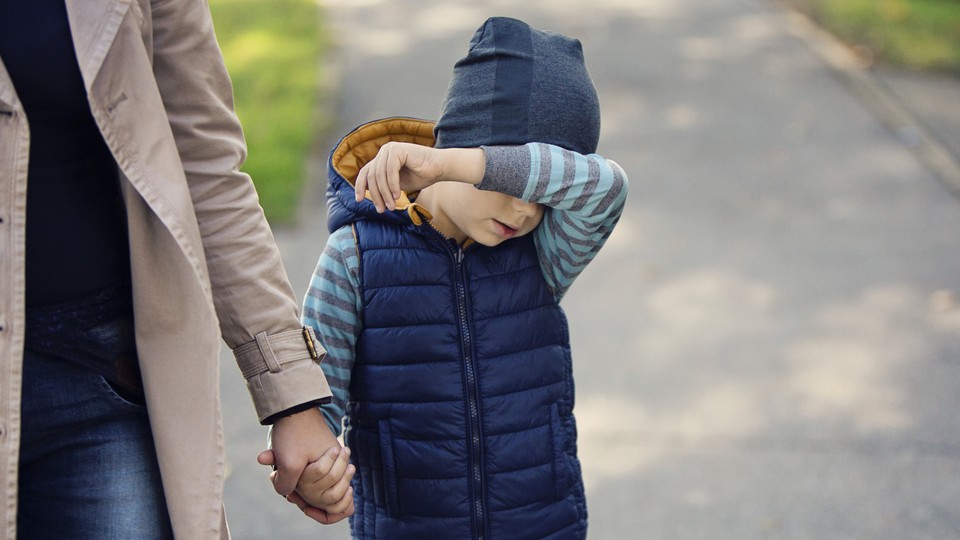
[{"left": 302, "top": 326, "right": 321, "bottom": 362}]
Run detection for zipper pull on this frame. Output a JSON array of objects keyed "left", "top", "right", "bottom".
[{"left": 456, "top": 247, "right": 464, "bottom": 264}]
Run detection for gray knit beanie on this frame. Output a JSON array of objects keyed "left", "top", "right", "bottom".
[{"left": 434, "top": 17, "right": 601, "bottom": 155}]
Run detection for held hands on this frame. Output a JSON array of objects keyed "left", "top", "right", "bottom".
[
  {"left": 259, "top": 408, "right": 355, "bottom": 524},
  {"left": 355, "top": 142, "right": 485, "bottom": 213},
  {"left": 258, "top": 445, "right": 355, "bottom": 524}
]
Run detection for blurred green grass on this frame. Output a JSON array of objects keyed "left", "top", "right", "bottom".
[
  {"left": 210, "top": 0, "right": 326, "bottom": 224},
  {"left": 788, "top": 0, "right": 960, "bottom": 73}
]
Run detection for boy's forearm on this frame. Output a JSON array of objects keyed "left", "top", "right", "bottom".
[
  {"left": 439, "top": 147, "right": 486, "bottom": 185},
  {"left": 481, "top": 143, "right": 628, "bottom": 213}
]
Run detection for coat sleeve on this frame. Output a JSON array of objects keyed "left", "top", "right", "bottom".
[{"left": 149, "top": 0, "right": 330, "bottom": 423}]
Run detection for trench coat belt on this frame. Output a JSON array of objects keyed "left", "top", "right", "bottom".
[{"left": 234, "top": 327, "right": 324, "bottom": 378}]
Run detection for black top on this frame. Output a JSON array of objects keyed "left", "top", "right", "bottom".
[{"left": 0, "top": 0, "right": 132, "bottom": 307}]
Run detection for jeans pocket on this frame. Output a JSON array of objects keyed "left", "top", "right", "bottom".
[
  {"left": 84, "top": 318, "right": 144, "bottom": 399},
  {"left": 96, "top": 375, "right": 148, "bottom": 409},
  {"left": 26, "top": 285, "right": 142, "bottom": 398}
]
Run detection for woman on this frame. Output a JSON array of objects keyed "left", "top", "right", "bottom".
[{"left": 0, "top": 0, "right": 345, "bottom": 537}]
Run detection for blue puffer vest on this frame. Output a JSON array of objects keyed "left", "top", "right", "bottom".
[{"left": 327, "top": 119, "right": 586, "bottom": 540}]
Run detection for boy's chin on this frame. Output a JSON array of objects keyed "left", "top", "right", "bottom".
[{"left": 474, "top": 235, "right": 513, "bottom": 248}]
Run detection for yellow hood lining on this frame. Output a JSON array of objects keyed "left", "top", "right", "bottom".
[
  {"left": 331, "top": 117, "right": 436, "bottom": 186},
  {"left": 331, "top": 117, "right": 437, "bottom": 224}
]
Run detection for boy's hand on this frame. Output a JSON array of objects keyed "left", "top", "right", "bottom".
[
  {"left": 355, "top": 142, "right": 485, "bottom": 212},
  {"left": 258, "top": 446, "right": 356, "bottom": 524},
  {"left": 356, "top": 142, "right": 444, "bottom": 212},
  {"left": 296, "top": 445, "right": 355, "bottom": 513},
  {"left": 286, "top": 489, "right": 355, "bottom": 525}
]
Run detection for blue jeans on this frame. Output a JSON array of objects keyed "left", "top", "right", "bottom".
[{"left": 19, "top": 289, "right": 173, "bottom": 539}]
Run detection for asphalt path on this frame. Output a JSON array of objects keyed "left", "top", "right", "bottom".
[{"left": 219, "top": 1, "right": 960, "bottom": 538}]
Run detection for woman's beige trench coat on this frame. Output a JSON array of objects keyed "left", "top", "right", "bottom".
[{"left": 0, "top": 0, "right": 332, "bottom": 537}]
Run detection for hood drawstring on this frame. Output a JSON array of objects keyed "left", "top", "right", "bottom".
[{"left": 405, "top": 202, "right": 433, "bottom": 226}]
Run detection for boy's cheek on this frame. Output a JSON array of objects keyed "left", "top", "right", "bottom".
[{"left": 526, "top": 213, "right": 545, "bottom": 235}]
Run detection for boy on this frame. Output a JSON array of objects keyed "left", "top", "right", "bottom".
[{"left": 298, "top": 16, "right": 628, "bottom": 539}]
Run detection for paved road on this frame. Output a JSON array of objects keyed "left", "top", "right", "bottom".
[{"left": 219, "top": 0, "right": 960, "bottom": 538}]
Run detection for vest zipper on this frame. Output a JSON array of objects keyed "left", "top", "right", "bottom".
[{"left": 451, "top": 242, "right": 486, "bottom": 540}]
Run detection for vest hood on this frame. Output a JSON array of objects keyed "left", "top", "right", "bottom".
[
  {"left": 325, "top": 117, "right": 437, "bottom": 234},
  {"left": 434, "top": 16, "right": 600, "bottom": 155}
]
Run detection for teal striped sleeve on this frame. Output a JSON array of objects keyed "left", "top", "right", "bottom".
[
  {"left": 300, "top": 225, "right": 362, "bottom": 437},
  {"left": 480, "top": 143, "right": 629, "bottom": 300}
]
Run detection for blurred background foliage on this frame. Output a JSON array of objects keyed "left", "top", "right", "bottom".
[
  {"left": 207, "top": 0, "right": 957, "bottom": 223},
  {"left": 787, "top": 0, "right": 960, "bottom": 73},
  {"left": 210, "top": 0, "right": 327, "bottom": 224}
]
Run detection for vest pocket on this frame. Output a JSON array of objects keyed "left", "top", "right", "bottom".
[
  {"left": 378, "top": 419, "right": 402, "bottom": 517},
  {"left": 550, "top": 404, "right": 573, "bottom": 500}
]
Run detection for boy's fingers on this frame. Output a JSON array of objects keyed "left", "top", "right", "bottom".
[
  {"left": 294, "top": 446, "right": 340, "bottom": 498},
  {"left": 292, "top": 489, "right": 352, "bottom": 525},
  {"left": 340, "top": 491, "right": 356, "bottom": 517},
  {"left": 374, "top": 148, "right": 395, "bottom": 211},
  {"left": 310, "top": 446, "right": 341, "bottom": 478},
  {"left": 285, "top": 488, "right": 353, "bottom": 525},
  {"left": 366, "top": 166, "right": 385, "bottom": 213},
  {"left": 310, "top": 488, "right": 355, "bottom": 523},
  {"left": 302, "top": 446, "right": 349, "bottom": 497},
  {"left": 355, "top": 166, "right": 368, "bottom": 202},
  {"left": 322, "top": 465, "right": 356, "bottom": 512},
  {"left": 324, "top": 483, "right": 355, "bottom": 515},
  {"left": 298, "top": 447, "right": 353, "bottom": 507},
  {"left": 387, "top": 146, "right": 402, "bottom": 201},
  {"left": 302, "top": 506, "right": 345, "bottom": 525},
  {"left": 320, "top": 460, "right": 354, "bottom": 502},
  {"left": 323, "top": 446, "right": 351, "bottom": 484},
  {"left": 376, "top": 175, "right": 394, "bottom": 211},
  {"left": 357, "top": 161, "right": 384, "bottom": 212}
]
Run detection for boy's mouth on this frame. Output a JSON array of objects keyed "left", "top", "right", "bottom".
[{"left": 493, "top": 220, "right": 517, "bottom": 239}]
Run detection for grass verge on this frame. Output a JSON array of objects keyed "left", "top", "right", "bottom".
[
  {"left": 786, "top": 0, "right": 960, "bottom": 74},
  {"left": 210, "top": 0, "right": 326, "bottom": 224}
]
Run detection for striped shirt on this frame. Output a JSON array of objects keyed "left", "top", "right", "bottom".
[{"left": 302, "top": 143, "right": 628, "bottom": 435}]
